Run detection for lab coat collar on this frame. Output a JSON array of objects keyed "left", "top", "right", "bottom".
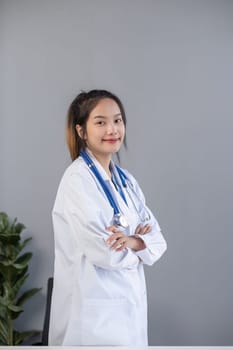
[{"left": 85, "top": 148, "right": 114, "bottom": 181}]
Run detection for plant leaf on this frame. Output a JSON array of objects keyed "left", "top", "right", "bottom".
[
  {"left": 0, "top": 213, "right": 40, "bottom": 343},
  {"left": 0, "top": 317, "right": 8, "bottom": 341},
  {"left": 0, "top": 259, "right": 14, "bottom": 267},
  {"left": 7, "top": 304, "right": 23, "bottom": 312},
  {"left": 0, "top": 333, "right": 7, "bottom": 345},
  {"left": 11, "top": 266, "right": 28, "bottom": 286},
  {"left": 14, "top": 222, "right": 26, "bottom": 234},
  {"left": 0, "top": 303, "right": 8, "bottom": 318},
  {"left": 18, "top": 238, "right": 32, "bottom": 254},
  {"left": 13, "top": 330, "right": 41, "bottom": 345},
  {"left": 13, "top": 252, "right": 32, "bottom": 269},
  {"left": 2, "top": 281, "right": 11, "bottom": 299},
  {"left": 8, "top": 304, "right": 24, "bottom": 320},
  {"left": 0, "top": 212, "right": 9, "bottom": 233},
  {"left": 0, "top": 295, "right": 8, "bottom": 306},
  {"left": 0, "top": 325, "right": 7, "bottom": 341},
  {"left": 0, "top": 234, "right": 20, "bottom": 244},
  {"left": 9, "top": 218, "right": 17, "bottom": 234},
  {"left": 0, "top": 264, "right": 26, "bottom": 282},
  {"left": 17, "top": 288, "right": 42, "bottom": 306},
  {"left": 11, "top": 273, "right": 29, "bottom": 300}
]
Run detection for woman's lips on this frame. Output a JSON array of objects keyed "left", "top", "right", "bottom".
[{"left": 102, "top": 138, "right": 120, "bottom": 143}]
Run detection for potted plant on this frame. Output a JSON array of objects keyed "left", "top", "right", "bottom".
[{"left": 0, "top": 212, "right": 41, "bottom": 345}]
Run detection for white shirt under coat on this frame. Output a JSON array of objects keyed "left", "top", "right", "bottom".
[{"left": 49, "top": 150, "right": 167, "bottom": 346}]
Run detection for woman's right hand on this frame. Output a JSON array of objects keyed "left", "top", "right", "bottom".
[{"left": 134, "top": 223, "right": 152, "bottom": 235}]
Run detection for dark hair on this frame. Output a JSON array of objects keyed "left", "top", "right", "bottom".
[{"left": 66, "top": 89, "right": 127, "bottom": 161}]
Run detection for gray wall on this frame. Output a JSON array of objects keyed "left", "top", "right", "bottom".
[{"left": 1, "top": 0, "right": 233, "bottom": 345}]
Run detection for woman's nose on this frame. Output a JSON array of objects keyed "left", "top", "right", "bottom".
[{"left": 107, "top": 122, "right": 117, "bottom": 134}]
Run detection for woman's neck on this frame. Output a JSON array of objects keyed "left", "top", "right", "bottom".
[{"left": 91, "top": 151, "right": 112, "bottom": 178}]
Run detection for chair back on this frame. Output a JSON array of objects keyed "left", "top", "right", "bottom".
[{"left": 42, "top": 277, "right": 53, "bottom": 345}]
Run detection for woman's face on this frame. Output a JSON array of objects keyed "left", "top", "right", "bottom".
[{"left": 81, "top": 98, "right": 125, "bottom": 159}]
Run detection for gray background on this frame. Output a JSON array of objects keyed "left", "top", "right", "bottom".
[{"left": 1, "top": 0, "right": 233, "bottom": 345}]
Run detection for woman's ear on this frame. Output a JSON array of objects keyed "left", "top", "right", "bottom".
[{"left": 76, "top": 124, "right": 84, "bottom": 139}]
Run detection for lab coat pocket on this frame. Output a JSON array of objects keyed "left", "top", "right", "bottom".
[{"left": 81, "top": 298, "right": 130, "bottom": 345}]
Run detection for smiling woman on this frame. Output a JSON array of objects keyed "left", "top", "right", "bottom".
[
  {"left": 49, "top": 89, "right": 167, "bottom": 346},
  {"left": 76, "top": 97, "right": 125, "bottom": 178}
]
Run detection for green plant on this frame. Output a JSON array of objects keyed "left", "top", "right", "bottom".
[{"left": 0, "top": 212, "right": 41, "bottom": 345}]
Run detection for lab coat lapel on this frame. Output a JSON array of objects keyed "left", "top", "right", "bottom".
[{"left": 85, "top": 149, "right": 137, "bottom": 232}]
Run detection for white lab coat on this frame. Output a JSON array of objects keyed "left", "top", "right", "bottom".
[{"left": 49, "top": 150, "right": 167, "bottom": 346}]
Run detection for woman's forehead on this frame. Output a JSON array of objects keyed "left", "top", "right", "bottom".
[{"left": 90, "top": 98, "right": 121, "bottom": 117}]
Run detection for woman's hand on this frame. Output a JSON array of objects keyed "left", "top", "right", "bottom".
[
  {"left": 135, "top": 223, "right": 152, "bottom": 235},
  {"left": 105, "top": 225, "right": 148, "bottom": 252}
]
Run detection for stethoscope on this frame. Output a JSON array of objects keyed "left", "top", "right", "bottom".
[{"left": 80, "top": 150, "right": 150, "bottom": 229}]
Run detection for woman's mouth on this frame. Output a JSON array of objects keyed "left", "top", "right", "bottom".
[{"left": 102, "top": 138, "right": 120, "bottom": 143}]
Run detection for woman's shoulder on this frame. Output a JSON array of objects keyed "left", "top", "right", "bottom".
[
  {"left": 63, "top": 156, "right": 85, "bottom": 175},
  {"left": 59, "top": 156, "right": 93, "bottom": 187}
]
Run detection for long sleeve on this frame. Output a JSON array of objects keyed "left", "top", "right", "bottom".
[
  {"left": 62, "top": 171, "right": 140, "bottom": 271},
  {"left": 124, "top": 170, "right": 167, "bottom": 266}
]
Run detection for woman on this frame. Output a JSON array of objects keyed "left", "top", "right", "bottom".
[{"left": 49, "top": 89, "right": 167, "bottom": 346}]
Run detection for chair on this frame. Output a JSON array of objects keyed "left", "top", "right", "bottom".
[
  {"left": 41, "top": 277, "right": 53, "bottom": 345},
  {"left": 34, "top": 277, "right": 53, "bottom": 345}
]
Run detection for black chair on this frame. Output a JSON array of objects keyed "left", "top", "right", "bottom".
[
  {"left": 41, "top": 277, "right": 53, "bottom": 345},
  {"left": 34, "top": 277, "right": 54, "bottom": 345}
]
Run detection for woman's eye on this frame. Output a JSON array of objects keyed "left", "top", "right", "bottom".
[
  {"left": 96, "top": 121, "right": 105, "bottom": 126},
  {"left": 115, "top": 118, "right": 123, "bottom": 123}
]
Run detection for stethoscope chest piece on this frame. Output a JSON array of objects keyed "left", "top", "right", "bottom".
[{"left": 113, "top": 213, "right": 129, "bottom": 228}]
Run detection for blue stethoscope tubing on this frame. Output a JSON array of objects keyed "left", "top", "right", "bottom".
[
  {"left": 80, "top": 150, "right": 150, "bottom": 228},
  {"left": 116, "top": 165, "right": 150, "bottom": 223},
  {"left": 80, "top": 150, "right": 129, "bottom": 228}
]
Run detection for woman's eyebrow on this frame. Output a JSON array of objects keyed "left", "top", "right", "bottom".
[{"left": 94, "top": 113, "right": 121, "bottom": 119}]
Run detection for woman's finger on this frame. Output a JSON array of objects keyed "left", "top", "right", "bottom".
[
  {"left": 105, "top": 225, "right": 118, "bottom": 233},
  {"left": 116, "top": 240, "right": 127, "bottom": 251},
  {"left": 106, "top": 232, "right": 125, "bottom": 245},
  {"left": 145, "top": 225, "right": 152, "bottom": 233},
  {"left": 141, "top": 224, "right": 151, "bottom": 235},
  {"left": 138, "top": 224, "right": 151, "bottom": 235},
  {"left": 110, "top": 237, "right": 126, "bottom": 250},
  {"left": 135, "top": 224, "right": 142, "bottom": 235},
  {"left": 137, "top": 225, "right": 146, "bottom": 235}
]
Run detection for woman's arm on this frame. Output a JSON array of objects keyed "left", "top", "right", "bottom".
[
  {"left": 62, "top": 171, "right": 140, "bottom": 271},
  {"left": 123, "top": 170, "right": 167, "bottom": 266}
]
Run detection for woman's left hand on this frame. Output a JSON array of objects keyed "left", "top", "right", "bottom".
[{"left": 105, "top": 225, "right": 146, "bottom": 251}]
